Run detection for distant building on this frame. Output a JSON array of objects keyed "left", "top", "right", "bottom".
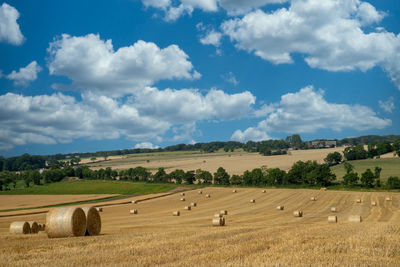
[{"left": 311, "top": 140, "right": 337, "bottom": 148}]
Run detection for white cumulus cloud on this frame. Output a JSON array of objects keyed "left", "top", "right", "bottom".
[
  {"left": 134, "top": 142, "right": 160, "bottom": 149},
  {"left": 379, "top": 97, "right": 395, "bottom": 113},
  {"left": 222, "top": 0, "right": 400, "bottom": 89},
  {"left": 231, "top": 86, "right": 391, "bottom": 142},
  {"left": 6, "top": 61, "right": 42, "bottom": 87},
  {"left": 47, "top": 34, "right": 200, "bottom": 96},
  {"left": 0, "top": 3, "right": 24, "bottom": 45}
]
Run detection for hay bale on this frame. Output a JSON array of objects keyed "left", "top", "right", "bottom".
[
  {"left": 180, "top": 197, "right": 185, "bottom": 201},
  {"left": 198, "top": 190, "right": 202, "bottom": 194},
  {"left": 221, "top": 217, "right": 226, "bottom": 226},
  {"left": 220, "top": 210, "right": 228, "bottom": 215},
  {"left": 130, "top": 209, "right": 138, "bottom": 214},
  {"left": 131, "top": 200, "right": 137, "bottom": 204},
  {"left": 276, "top": 206, "right": 284, "bottom": 210},
  {"left": 81, "top": 206, "right": 101, "bottom": 236},
  {"left": 371, "top": 201, "right": 377, "bottom": 206},
  {"left": 250, "top": 199, "right": 255, "bottom": 203},
  {"left": 310, "top": 197, "right": 316, "bottom": 201},
  {"left": 173, "top": 211, "right": 180, "bottom": 216},
  {"left": 180, "top": 192, "right": 185, "bottom": 196},
  {"left": 328, "top": 216, "right": 337, "bottom": 223},
  {"left": 330, "top": 207, "right": 337, "bottom": 212},
  {"left": 46, "top": 207, "right": 86, "bottom": 238},
  {"left": 191, "top": 202, "right": 197, "bottom": 207},
  {"left": 184, "top": 206, "right": 191, "bottom": 210},
  {"left": 293, "top": 210, "right": 303, "bottom": 217},
  {"left": 96, "top": 207, "right": 103, "bottom": 212},
  {"left": 214, "top": 213, "right": 223, "bottom": 218},
  {"left": 385, "top": 197, "right": 391, "bottom": 201},
  {"left": 262, "top": 189, "right": 266, "bottom": 193},
  {"left": 212, "top": 217, "right": 224, "bottom": 226},
  {"left": 28, "top": 221, "right": 39, "bottom": 234},
  {"left": 356, "top": 199, "right": 361, "bottom": 203},
  {"left": 9, "top": 221, "right": 30, "bottom": 235},
  {"left": 232, "top": 189, "right": 237, "bottom": 193},
  {"left": 206, "top": 194, "right": 210, "bottom": 198},
  {"left": 320, "top": 187, "right": 327, "bottom": 191},
  {"left": 348, "top": 215, "right": 362, "bottom": 222}
]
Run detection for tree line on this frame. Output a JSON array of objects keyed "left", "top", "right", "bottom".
[{"left": 1, "top": 159, "right": 399, "bottom": 191}]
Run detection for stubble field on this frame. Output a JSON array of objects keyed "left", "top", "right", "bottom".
[{"left": 0, "top": 187, "right": 399, "bottom": 266}]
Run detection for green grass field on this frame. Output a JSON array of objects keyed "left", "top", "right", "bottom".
[
  {"left": 331, "top": 158, "right": 400, "bottom": 182},
  {"left": 0, "top": 180, "right": 190, "bottom": 195}
]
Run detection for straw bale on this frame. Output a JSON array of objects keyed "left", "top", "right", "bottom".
[
  {"left": 328, "top": 216, "right": 337, "bottom": 223},
  {"left": 82, "top": 206, "right": 101, "bottom": 236},
  {"left": 184, "top": 206, "right": 191, "bottom": 210},
  {"left": 348, "top": 215, "right": 362, "bottom": 222},
  {"left": 96, "top": 207, "right": 103, "bottom": 212},
  {"left": 131, "top": 200, "right": 137, "bottom": 204},
  {"left": 232, "top": 189, "right": 237, "bottom": 193},
  {"left": 214, "top": 213, "right": 223, "bottom": 218},
  {"left": 212, "top": 217, "right": 224, "bottom": 226},
  {"left": 262, "top": 189, "right": 266, "bottom": 193},
  {"left": 191, "top": 202, "right": 197, "bottom": 207},
  {"left": 385, "top": 197, "right": 391, "bottom": 201},
  {"left": 46, "top": 207, "right": 86, "bottom": 238},
  {"left": 220, "top": 210, "right": 228, "bottom": 215},
  {"left": 276, "top": 206, "right": 284, "bottom": 210},
  {"left": 356, "top": 199, "right": 361, "bottom": 203},
  {"left": 320, "top": 187, "right": 327, "bottom": 191},
  {"left": 28, "top": 221, "right": 39, "bottom": 234},
  {"left": 293, "top": 210, "right": 303, "bottom": 217},
  {"left": 206, "top": 194, "right": 210, "bottom": 198},
  {"left": 9, "top": 221, "right": 30, "bottom": 235},
  {"left": 173, "top": 211, "right": 180, "bottom": 216},
  {"left": 221, "top": 217, "right": 226, "bottom": 226},
  {"left": 371, "top": 201, "right": 377, "bottom": 206},
  {"left": 130, "top": 209, "right": 138, "bottom": 214},
  {"left": 198, "top": 190, "right": 202, "bottom": 194},
  {"left": 330, "top": 207, "right": 337, "bottom": 212},
  {"left": 250, "top": 199, "right": 255, "bottom": 203},
  {"left": 180, "top": 197, "right": 185, "bottom": 201},
  {"left": 310, "top": 197, "right": 316, "bottom": 201},
  {"left": 180, "top": 192, "right": 185, "bottom": 196}
]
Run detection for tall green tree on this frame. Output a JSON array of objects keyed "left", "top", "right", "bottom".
[
  {"left": 360, "top": 169, "right": 375, "bottom": 188},
  {"left": 214, "top": 167, "right": 230, "bottom": 185},
  {"left": 324, "top": 152, "right": 342, "bottom": 166}
]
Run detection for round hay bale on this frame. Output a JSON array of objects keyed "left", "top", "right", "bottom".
[
  {"left": 212, "top": 217, "right": 224, "bottom": 226},
  {"left": 221, "top": 217, "right": 226, "bottom": 226},
  {"left": 276, "top": 206, "right": 284, "bottom": 210},
  {"left": 9, "top": 221, "right": 30, "bottom": 235},
  {"left": 206, "top": 194, "right": 210, "bottom": 198},
  {"left": 131, "top": 200, "right": 137, "bottom": 204},
  {"left": 293, "top": 210, "right": 303, "bottom": 217},
  {"left": 180, "top": 192, "right": 185, "bottom": 196},
  {"left": 28, "top": 221, "right": 39, "bottom": 234},
  {"left": 320, "top": 187, "right": 327, "bottom": 191},
  {"left": 356, "top": 199, "right": 361, "bottom": 203},
  {"left": 191, "top": 202, "right": 197, "bottom": 207},
  {"left": 180, "top": 197, "right": 185, "bottom": 201},
  {"left": 130, "top": 209, "right": 138, "bottom": 214},
  {"left": 46, "top": 207, "right": 86, "bottom": 238},
  {"left": 385, "top": 197, "right": 391, "bottom": 201},
  {"left": 81, "top": 206, "right": 101, "bottom": 236},
  {"left": 310, "top": 197, "right": 316, "bottom": 201},
  {"left": 220, "top": 210, "right": 228, "bottom": 215},
  {"left": 214, "top": 213, "right": 223, "bottom": 218},
  {"left": 96, "top": 207, "right": 103, "bottom": 212},
  {"left": 184, "top": 206, "right": 191, "bottom": 210},
  {"left": 371, "top": 201, "right": 377, "bottom": 206},
  {"left": 262, "top": 189, "right": 266, "bottom": 193},
  {"left": 198, "top": 190, "right": 202, "bottom": 194},
  {"left": 328, "top": 216, "right": 337, "bottom": 223},
  {"left": 330, "top": 207, "right": 337, "bottom": 212},
  {"left": 232, "top": 189, "right": 237, "bottom": 193},
  {"left": 348, "top": 215, "right": 362, "bottom": 222},
  {"left": 173, "top": 211, "right": 180, "bottom": 216},
  {"left": 250, "top": 199, "right": 255, "bottom": 203}
]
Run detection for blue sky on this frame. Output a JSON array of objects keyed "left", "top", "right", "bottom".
[{"left": 0, "top": 0, "right": 399, "bottom": 157}]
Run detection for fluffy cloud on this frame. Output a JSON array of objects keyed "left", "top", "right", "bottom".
[
  {"left": 142, "top": 0, "right": 286, "bottom": 20},
  {"left": 232, "top": 86, "right": 391, "bottom": 142},
  {"left": 379, "top": 97, "right": 395, "bottom": 113},
  {"left": 48, "top": 34, "right": 200, "bottom": 96},
  {"left": 0, "top": 86, "right": 256, "bottom": 150},
  {"left": 134, "top": 142, "right": 160, "bottom": 149},
  {"left": 6, "top": 61, "right": 42, "bottom": 87},
  {"left": 199, "top": 29, "right": 222, "bottom": 46},
  {"left": 222, "top": 0, "right": 400, "bottom": 89},
  {"left": 0, "top": 3, "right": 24, "bottom": 45}
]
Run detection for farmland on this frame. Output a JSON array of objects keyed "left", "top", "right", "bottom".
[
  {"left": 87, "top": 147, "right": 345, "bottom": 174},
  {"left": 0, "top": 187, "right": 399, "bottom": 265}
]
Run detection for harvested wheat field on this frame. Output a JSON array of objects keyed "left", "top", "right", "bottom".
[
  {"left": 0, "top": 194, "right": 117, "bottom": 211},
  {"left": 90, "top": 147, "right": 345, "bottom": 175},
  {"left": 0, "top": 187, "right": 399, "bottom": 266}
]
